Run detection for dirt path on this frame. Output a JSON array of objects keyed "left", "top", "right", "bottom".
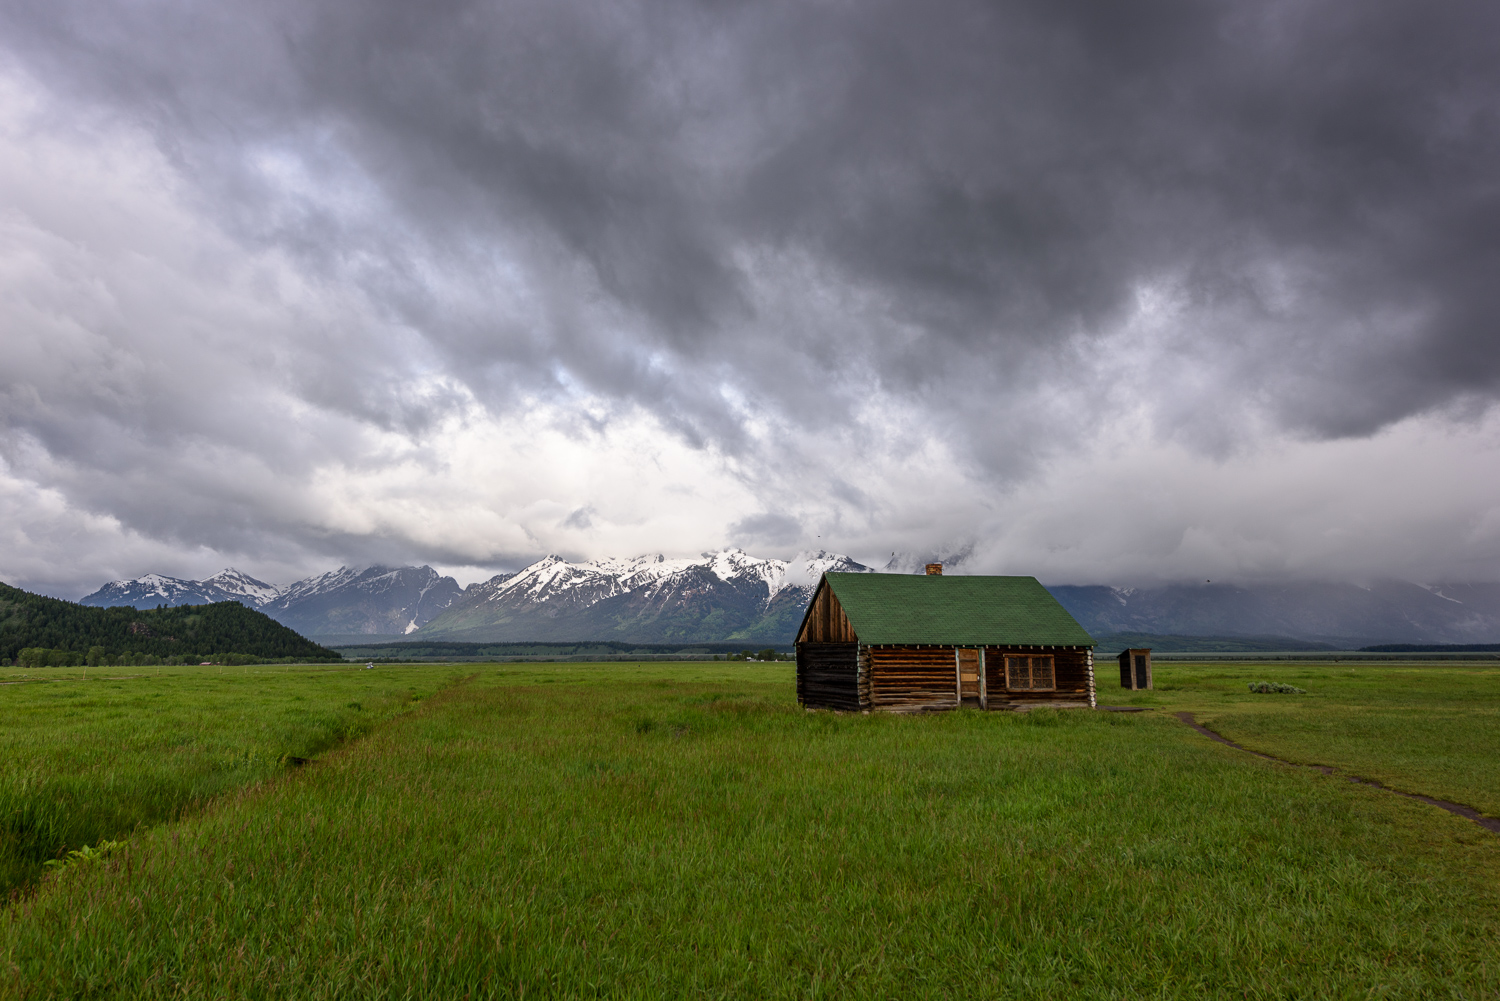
[{"left": 1175, "top": 711, "right": 1500, "bottom": 836}]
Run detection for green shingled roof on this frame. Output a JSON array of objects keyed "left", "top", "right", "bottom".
[{"left": 821, "top": 573, "right": 1094, "bottom": 647}]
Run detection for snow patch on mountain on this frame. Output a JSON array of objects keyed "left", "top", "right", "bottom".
[
  {"left": 1417, "top": 583, "right": 1465, "bottom": 604},
  {"left": 81, "top": 568, "right": 279, "bottom": 609},
  {"left": 261, "top": 564, "right": 462, "bottom": 613},
  {"left": 269, "top": 565, "right": 376, "bottom": 606},
  {"left": 130, "top": 574, "right": 196, "bottom": 600},
  {"left": 258, "top": 564, "right": 467, "bottom": 637},
  {"left": 200, "top": 568, "right": 282, "bottom": 606}
]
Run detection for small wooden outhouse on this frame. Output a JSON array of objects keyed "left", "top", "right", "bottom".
[
  {"left": 1118, "top": 648, "right": 1152, "bottom": 690},
  {"left": 795, "top": 571, "right": 1097, "bottom": 712}
]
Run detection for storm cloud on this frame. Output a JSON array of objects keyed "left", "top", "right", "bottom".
[{"left": 1, "top": 0, "right": 1498, "bottom": 594}]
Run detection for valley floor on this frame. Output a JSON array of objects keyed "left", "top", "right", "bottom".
[{"left": 3, "top": 661, "right": 1498, "bottom": 998}]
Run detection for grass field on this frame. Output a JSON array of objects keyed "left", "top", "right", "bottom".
[
  {"left": 1106, "top": 661, "right": 1500, "bottom": 817},
  {"left": 2, "top": 660, "right": 1498, "bottom": 998},
  {"left": 0, "top": 664, "right": 456, "bottom": 895}
]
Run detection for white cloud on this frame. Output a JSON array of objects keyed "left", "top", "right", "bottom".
[{"left": 971, "top": 410, "right": 1500, "bottom": 584}]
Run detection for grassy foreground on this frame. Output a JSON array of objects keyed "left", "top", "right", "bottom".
[
  {"left": 0, "top": 663, "right": 453, "bottom": 894},
  {"left": 3, "top": 661, "right": 1499, "bottom": 998}
]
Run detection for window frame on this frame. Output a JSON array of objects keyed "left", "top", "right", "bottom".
[{"left": 1004, "top": 653, "right": 1057, "bottom": 692}]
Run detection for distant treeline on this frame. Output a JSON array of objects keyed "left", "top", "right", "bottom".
[
  {"left": 1358, "top": 643, "right": 1500, "bottom": 653},
  {"left": 332, "top": 640, "right": 794, "bottom": 662},
  {"left": 15, "top": 649, "right": 323, "bottom": 668},
  {"left": 1092, "top": 632, "right": 1340, "bottom": 654},
  {"left": 0, "top": 582, "right": 341, "bottom": 665}
]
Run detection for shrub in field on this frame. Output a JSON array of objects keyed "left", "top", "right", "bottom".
[
  {"left": 41, "top": 840, "right": 123, "bottom": 871},
  {"left": 16, "top": 648, "right": 81, "bottom": 668},
  {"left": 1248, "top": 680, "right": 1307, "bottom": 694}
]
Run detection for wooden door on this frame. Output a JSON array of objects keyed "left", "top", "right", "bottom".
[{"left": 957, "top": 648, "right": 981, "bottom": 705}]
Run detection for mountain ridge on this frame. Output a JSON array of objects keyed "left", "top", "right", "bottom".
[
  {"left": 413, "top": 549, "right": 874, "bottom": 644},
  {"left": 81, "top": 564, "right": 467, "bottom": 639},
  {"left": 78, "top": 559, "right": 1500, "bottom": 647},
  {"left": 76, "top": 549, "right": 875, "bottom": 644},
  {"left": 259, "top": 565, "right": 465, "bottom": 637}
]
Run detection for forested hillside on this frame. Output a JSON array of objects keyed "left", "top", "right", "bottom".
[{"left": 0, "top": 583, "right": 341, "bottom": 665}]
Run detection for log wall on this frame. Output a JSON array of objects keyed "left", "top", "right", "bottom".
[
  {"left": 797, "top": 584, "right": 856, "bottom": 643},
  {"left": 796, "top": 642, "right": 860, "bottom": 710},
  {"left": 798, "top": 641, "right": 1097, "bottom": 712},
  {"left": 984, "top": 646, "right": 1093, "bottom": 705},
  {"left": 857, "top": 645, "right": 872, "bottom": 709},
  {"left": 868, "top": 646, "right": 960, "bottom": 711}
]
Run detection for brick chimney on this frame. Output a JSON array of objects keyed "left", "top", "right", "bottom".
[{"left": 925, "top": 563, "right": 943, "bottom": 575}]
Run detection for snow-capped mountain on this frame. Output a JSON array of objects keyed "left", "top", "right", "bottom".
[
  {"left": 260, "top": 565, "right": 466, "bottom": 638},
  {"left": 79, "top": 550, "right": 874, "bottom": 644},
  {"left": 78, "top": 556, "right": 1500, "bottom": 647},
  {"left": 80, "top": 564, "right": 464, "bottom": 640},
  {"left": 200, "top": 568, "right": 282, "bottom": 607},
  {"left": 80, "top": 569, "right": 280, "bottom": 610},
  {"left": 415, "top": 549, "right": 873, "bottom": 644}
]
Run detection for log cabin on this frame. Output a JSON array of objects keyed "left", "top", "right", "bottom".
[{"left": 795, "top": 568, "right": 1097, "bottom": 712}]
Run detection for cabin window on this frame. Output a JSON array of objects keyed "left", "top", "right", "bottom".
[{"left": 1005, "top": 654, "right": 1056, "bottom": 691}]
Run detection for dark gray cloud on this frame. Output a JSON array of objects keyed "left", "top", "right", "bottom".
[
  {"left": 1, "top": 0, "right": 1498, "bottom": 593},
  {"left": 7, "top": 0, "right": 1497, "bottom": 421},
  {"left": 729, "top": 512, "right": 803, "bottom": 549}
]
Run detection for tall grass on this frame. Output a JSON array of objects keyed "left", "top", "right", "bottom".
[
  {"left": 0, "top": 664, "right": 452, "bottom": 894},
  {"left": 1113, "top": 661, "right": 1500, "bottom": 815},
  {"left": 4, "top": 667, "right": 1498, "bottom": 999}
]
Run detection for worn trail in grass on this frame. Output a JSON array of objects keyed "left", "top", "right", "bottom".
[
  {"left": 6, "top": 664, "right": 1499, "bottom": 999},
  {"left": 1107, "top": 661, "right": 1500, "bottom": 819},
  {"left": 0, "top": 663, "right": 455, "bottom": 895}
]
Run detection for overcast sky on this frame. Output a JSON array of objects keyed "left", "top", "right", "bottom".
[{"left": 2, "top": 0, "right": 1498, "bottom": 596}]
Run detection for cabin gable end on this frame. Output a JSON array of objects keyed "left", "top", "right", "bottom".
[{"left": 796, "top": 576, "right": 858, "bottom": 644}]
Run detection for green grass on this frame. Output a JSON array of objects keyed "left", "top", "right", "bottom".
[
  {"left": 2, "top": 661, "right": 1499, "bottom": 998},
  {"left": 0, "top": 663, "right": 454, "bottom": 895},
  {"left": 1105, "top": 660, "right": 1500, "bottom": 817}
]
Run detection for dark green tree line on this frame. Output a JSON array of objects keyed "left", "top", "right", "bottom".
[{"left": 0, "top": 583, "right": 341, "bottom": 664}]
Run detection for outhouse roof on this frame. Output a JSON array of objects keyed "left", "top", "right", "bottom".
[{"left": 820, "top": 572, "right": 1094, "bottom": 647}]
